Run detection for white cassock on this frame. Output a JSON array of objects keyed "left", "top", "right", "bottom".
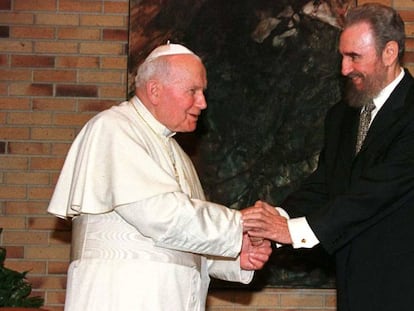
[{"left": 48, "top": 96, "right": 253, "bottom": 311}]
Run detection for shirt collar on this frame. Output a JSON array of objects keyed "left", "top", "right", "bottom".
[
  {"left": 132, "top": 96, "right": 176, "bottom": 138},
  {"left": 373, "top": 67, "right": 405, "bottom": 110}
]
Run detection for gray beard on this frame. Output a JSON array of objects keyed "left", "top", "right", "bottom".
[
  {"left": 344, "top": 65, "right": 388, "bottom": 108},
  {"left": 345, "top": 80, "right": 373, "bottom": 108}
]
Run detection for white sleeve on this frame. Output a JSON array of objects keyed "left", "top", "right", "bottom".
[
  {"left": 115, "top": 192, "right": 243, "bottom": 258},
  {"left": 287, "top": 217, "right": 320, "bottom": 248},
  {"left": 206, "top": 256, "right": 253, "bottom": 284}
]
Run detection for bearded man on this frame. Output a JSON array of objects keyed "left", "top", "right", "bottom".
[{"left": 242, "top": 3, "right": 414, "bottom": 311}]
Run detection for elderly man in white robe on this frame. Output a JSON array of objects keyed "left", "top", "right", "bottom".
[{"left": 48, "top": 43, "right": 272, "bottom": 311}]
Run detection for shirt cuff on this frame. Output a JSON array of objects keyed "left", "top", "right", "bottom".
[{"left": 287, "top": 217, "right": 320, "bottom": 248}]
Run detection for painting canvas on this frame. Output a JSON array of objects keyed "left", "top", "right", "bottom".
[{"left": 128, "top": 0, "right": 355, "bottom": 288}]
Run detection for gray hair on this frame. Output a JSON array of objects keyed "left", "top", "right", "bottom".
[
  {"left": 344, "top": 3, "right": 405, "bottom": 63},
  {"left": 134, "top": 53, "right": 203, "bottom": 88},
  {"left": 134, "top": 57, "right": 171, "bottom": 88}
]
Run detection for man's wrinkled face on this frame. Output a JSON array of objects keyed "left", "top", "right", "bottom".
[
  {"left": 339, "top": 22, "right": 388, "bottom": 107},
  {"left": 156, "top": 55, "right": 207, "bottom": 132}
]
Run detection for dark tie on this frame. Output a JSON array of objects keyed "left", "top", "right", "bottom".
[{"left": 355, "top": 101, "right": 376, "bottom": 154}]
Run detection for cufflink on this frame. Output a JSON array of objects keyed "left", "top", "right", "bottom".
[{"left": 301, "top": 238, "right": 307, "bottom": 244}]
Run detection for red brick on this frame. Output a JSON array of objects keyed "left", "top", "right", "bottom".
[
  {"left": 406, "top": 23, "right": 414, "bottom": 36},
  {"left": 104, "top": 1, "right": 129, "bottom": 14},
  {"left": 8, "top": 112, "right": 52, "bottom": 125},
  {"left": 12, "top": 55, "right": 55, "bottom": 67},
  {"left": 103, "top": 29, "right": 128, "bottom": 41},
  {"left": 0, "top": 69, "right": 31, "bottom": 80},
  {"left": 26, "top": 246, "right": 70, "bottom": 260},
  {"left": 57, "top": 27, "right": 100, "bottom": 40},
  {"left": 3, "top": 260, "right": 46, "bottom": 274},
  {"left": 59, "top": 0, "right": 102, "bottom": 13},
  {"left": 36, "top": 13, "right": 79, "bottom": 26},
  {"left": 9, "top": 83, "right": 53, "bottom": 96},
  {"left": 48, "top": 261, "right": 70, "bottom": 275},
  {"left": 78, "top": 99, "right": 116, "bottom": 112},
  {"left": 0, "top": 185, "right": 26, "bottom": 199},
  {"left": 55, "top": 55, "right": 99, "bottom": 68},
  {"left": 400, "top": 10, "right": 414, "bottom": 22},
  {"left": 80, "top": 14, "right": 125, "bottom": 27},
  {"left": 101, "top": 56, "right": 127, "bottom": 69},
  {"left": 5, "top": 200, "right": 48, "bottom": 215},
  {"left": 407, "top": 65, "right": 414, "bottom": 76},
  {"left": 2, "top": 230, "right": 49, "bottom": 244},
  {"left": 8, "top": 142, "right": 51, "bottom": 155},
  {"left": 54, "top": 113, "right": 94, "bottom": 126},
  {"left": 0, "top": 127, "right": 30, "bottom": 140},
  {"left": 34, "top": 69, "right": 77, "bottom": 83},
  {"left": 29, "top": 216, "right": 71, "bottom": 233},
  {"left": 31, "top": 127, "right": 76, "bottom": 141},
  {"left": 30, "top": 157, "right": 66, "bottom": 170},
  {"left": 28, "top": 186, "right": 54, "bottom": 200},
  {"left": 6, "top": 172, "right": 50, "bottom": 184},
  {"left": 51, "top": 143, "right": 71, "bottom": 156},
  {"left": 0, "top": 12, "right": 34, "bottom": 25},
  {"left": 0, "top": 54, "right": 7, "bottom": 66},
  {"left": 49, "top": 231, "right": 72, "bottom": 244},
  {"left": 79, "top": 71, "right": 123, "bottom": 83},
  {"left": 0, "top": 0, "right": 11, "bottom": 10},
  {"left": 35, "top": 41, "right": 78, "bottom": 54},
  {"left": 45, "top": 289, "right": 67, "bottom": 305},
  {"left": 2, "top": 246, "right": 24, "bottom": 258},
  {"left": 0, "top": 156, "right": 28, "bottom": 170},
  {"left": 406, "top": 38, "right": 414, "bottom": 50},
  {"left": 100, "top": 85, "right": 127, "bottom": 99},
  {"left": 0, "top": 82, "right": 7, "bottom": 95},
  {"left": 0, "top": 97, "right": 31, "bottom": 110},
  {"left": 30, "top": 274, "right": 68, "bottom": 289},
  {"left": 0, "top": 40, "right": 33, "bottom": 53},
  {"left": 14, "top": 0, "right": 57, "bottom": 11},
  {"left": 395, "top": 0, "right": 414, "bottom": 11},
  {"left": 11, "top": 26, "right": 55, "bottom": 39},
  {"left": 403, "top": 51, "right": 414, "bottom": 63},
  {"left": 56, "top": 84, "right": 98, "bottom": 97},
  {"left": 33, "top": 98, "right": 76, "bottom": 111},
  {"left": 79, "top": 42, "right": 125, "bottom": 55}
]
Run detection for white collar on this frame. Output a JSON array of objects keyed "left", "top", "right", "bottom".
[
  {"left": 132, "top": 96, "right": 176, "bottom": 138},
  {"left": 373, "top": 68, "right": 405, "bottom": 111}
]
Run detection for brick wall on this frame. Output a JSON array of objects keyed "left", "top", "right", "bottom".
[
  {"left": 0, "top": 0, "right": 128, "bottom": 309},
  {"left": 0, "top": 0, "right": 413, "bottom": 310}
]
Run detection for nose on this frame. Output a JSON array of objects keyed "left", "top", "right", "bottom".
[
  {"left": 341, "top": 56, "right": 352, "bottom": 76},
  {"left": 196, "top": 92, "right": 207, "bottom": 110}
]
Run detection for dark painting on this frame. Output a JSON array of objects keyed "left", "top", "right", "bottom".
[{"left": 128, "top": 0, "right": 355, "bottom": 288}]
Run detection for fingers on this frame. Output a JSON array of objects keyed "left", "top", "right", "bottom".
[{"left": 249, "top": 236, "right": 264, "bottom": 246}]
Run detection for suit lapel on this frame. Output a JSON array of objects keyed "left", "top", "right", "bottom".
[{"left": 358, "top": 70, "right": 414, "bottom": 153}]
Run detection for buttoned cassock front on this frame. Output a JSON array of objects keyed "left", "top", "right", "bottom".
[{"left": 48, "top": 97, "right": 252, "bottom": 311}]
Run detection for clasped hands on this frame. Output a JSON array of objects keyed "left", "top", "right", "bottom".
[{"left": 239, "top": 200, "right": 292, "bottom": 271}]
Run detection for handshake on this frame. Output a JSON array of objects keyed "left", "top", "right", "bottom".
[{"left": 238, "top": 200, "right": 292, "bottom": 271}]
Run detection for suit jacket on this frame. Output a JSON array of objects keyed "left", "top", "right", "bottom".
[{"left": 282, "top": 69, "right": 414, "bottom": 311}]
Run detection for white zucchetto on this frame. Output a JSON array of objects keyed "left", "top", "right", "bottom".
[{"left": 144, "top": 42, "right": 195, "bottom": 62}]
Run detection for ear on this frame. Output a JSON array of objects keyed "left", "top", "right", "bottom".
[
  {"left": 146, "top": 79, "right": 161, "bottom": 105},
  {"left": 382, "top": 41, "right": 399, "bottom": 66}
]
